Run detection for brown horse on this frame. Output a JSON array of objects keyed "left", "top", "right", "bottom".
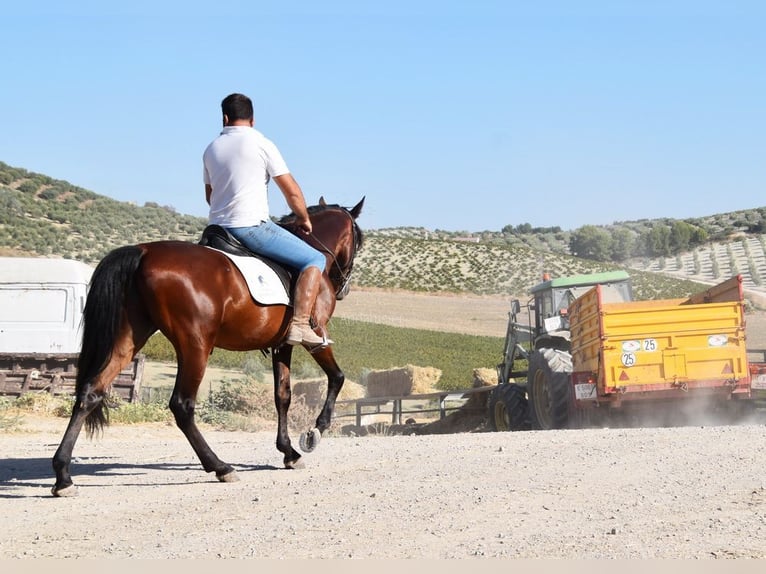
[{"left": 51, "top": 197, "right": 364, "bottom": 496}]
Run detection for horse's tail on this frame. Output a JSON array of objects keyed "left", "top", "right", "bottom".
[{"left": 77, "top": 245, "right": 145, "bottom": 436}]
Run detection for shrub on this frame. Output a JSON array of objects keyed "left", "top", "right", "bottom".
[
  {"left": 13, "top": 392, "right": 71, "bottom": 416},
  {"left": 17, "top": 180, "right": 39, "bottom": 194},
  {"left": 108, "top": 400, "right": 174, "bottom": 425},
  {"left": 0, "top": 397, "right": 23, "bottom": 431},
  {"left": 206, "top": 377, "right": 273, "bottom": 418}
]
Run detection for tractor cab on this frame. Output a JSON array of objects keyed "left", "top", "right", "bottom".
[{"left": 528, "top": 270, "right": 633, "bottom": 340}]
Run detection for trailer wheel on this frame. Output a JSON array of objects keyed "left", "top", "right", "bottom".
[
  {"left": 527, "top": 348, "right": 572, "bottom": 430},
  {"left": 489, "top": 383, "right": 529, "bottom": 432}
]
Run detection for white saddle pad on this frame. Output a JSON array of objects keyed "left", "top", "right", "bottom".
[{"left": 207, "top": 248, "right": 290, "bottom": 305}]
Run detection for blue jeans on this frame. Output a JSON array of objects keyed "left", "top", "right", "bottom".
[{"left": 228, "top": 220, "right": 326, "bottom": 272}]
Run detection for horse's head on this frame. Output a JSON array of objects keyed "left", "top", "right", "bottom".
[{"left": 279, "top": 197, "right": 364, "bottom": 300}]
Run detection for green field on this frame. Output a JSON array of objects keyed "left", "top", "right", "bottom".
[{"left": 142, "top": 317, "right": 505, "bottom": 391}]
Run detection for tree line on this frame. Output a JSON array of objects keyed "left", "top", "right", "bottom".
[
  {"left": 568, "top": 220, "right": 709, "bottom": 262},
  {"left": 499, "top": 207, "right": 766, "bottom": 264},
  {"left": 3, "top": 159, "right": 766, "bottom": 269}
]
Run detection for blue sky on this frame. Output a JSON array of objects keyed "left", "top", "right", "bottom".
[{"left": 1, "top": 1, "right": 763, "bottom": 232}]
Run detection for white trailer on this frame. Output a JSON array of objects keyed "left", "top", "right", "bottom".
[{"left": 0, "top": 257, "right": 143, "bottom": 402}]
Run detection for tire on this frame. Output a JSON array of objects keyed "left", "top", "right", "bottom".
[
  {"left": 488, "top": 383, "right": 529, "bottom": 432},
  {"left": 527, "top": 348, "right": 573, "bottom": 430}
]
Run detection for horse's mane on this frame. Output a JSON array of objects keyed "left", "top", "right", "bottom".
[
  {"left": 277, "top": 202, "right": 341, "bottom": 224},
  {"left": 278, "top": 203, "right": 364, "bottom": 249}
]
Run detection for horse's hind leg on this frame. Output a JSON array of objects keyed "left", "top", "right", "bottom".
[
  {"left": 51, "top": 393, "right": 102, "bottom": 496},
  {"left": 271, "top": 344, "right": 303, "bottom": 468},
  {"left": 51, "top": 351, "right": 137, "bottom": 497},
  {"left": 168, "top": 349, "right": 238, "bottom": 482}
]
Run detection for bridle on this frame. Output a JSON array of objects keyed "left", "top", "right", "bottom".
[{"left": 307, "top": 207, "right": 361, "bottom": 300}]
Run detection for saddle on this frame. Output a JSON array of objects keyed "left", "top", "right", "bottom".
[{"left": 198, "top": 225, "right": 294, "bottom": 295}]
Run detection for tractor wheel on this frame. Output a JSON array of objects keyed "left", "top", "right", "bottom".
[
  {"left": 488, "top": 383, "right": 529, "bottom": 432},
  {"left": 527, "top": 348, "right": 573, "bottom": 430}
]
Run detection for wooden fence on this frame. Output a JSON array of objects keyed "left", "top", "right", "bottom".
[{"left": 333, "top": 385, "right": 495, "bottom": 427}]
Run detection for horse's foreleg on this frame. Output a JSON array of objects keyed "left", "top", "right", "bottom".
[
  {"left": 299, "top": 346, "right": 345, "bottom": 452},
  {"left": 272, "top": 345, "right": 302, "bottom": 468},
  {"left": 169, "top": 357, "right": 238, "bottom": 483}
]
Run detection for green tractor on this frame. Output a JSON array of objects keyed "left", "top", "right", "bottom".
[{"left": 488, "top": 270, "right": 633, "bottom": 431}]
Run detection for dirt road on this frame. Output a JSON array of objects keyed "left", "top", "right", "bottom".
[
  {"left": 2, "top": 417, "right": 766, "bottom": 559},
  {"left": 3, "top": 289, "right": 766, "bottom": 559}
]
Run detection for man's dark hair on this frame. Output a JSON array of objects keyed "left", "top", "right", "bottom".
[{"left": 221, "top": 93, "right": 253, "bottom": 122}]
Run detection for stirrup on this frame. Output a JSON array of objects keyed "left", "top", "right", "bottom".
[{"left": 304, "top": 335, "right": 334, "bottom": 353}]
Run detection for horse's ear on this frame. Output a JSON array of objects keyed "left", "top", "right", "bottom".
[
  {"left": 350, "top": 196, "right": 365, "bottom": 219},
  {"left": 318, "top": 196, "right": 327, "bottom": 206}
]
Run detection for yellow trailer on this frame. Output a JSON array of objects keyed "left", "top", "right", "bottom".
[{"left": 568, "top": 275, "right": 750, "bottom": 409}]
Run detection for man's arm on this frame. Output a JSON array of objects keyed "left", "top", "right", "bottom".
[
  {"left": 205, "top": 184, "right": 213, "bottom": 205},
  {"left": 274, "top": 173, "right": 312, "bottom": 234}
]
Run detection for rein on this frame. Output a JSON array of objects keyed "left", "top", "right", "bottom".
[{"left": 308, "top": 209, "right": 360, "bottom": 300}]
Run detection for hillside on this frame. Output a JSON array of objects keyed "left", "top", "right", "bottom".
[{"left": 2, "top": 160, "right": 765, "bottom": 305}]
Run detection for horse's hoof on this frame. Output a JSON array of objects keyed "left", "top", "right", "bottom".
[
  {"left": 51, "top": 484, "right": 78, "bottom": 497},
  {"left": 299, "top": 428, "right": 321, "bottom": 453},
  {"left": 285, "top": 457, "right": 305, "bottom": 470},
  {"left": 217, "top": 470, "right": 240, "bottom": 483}
]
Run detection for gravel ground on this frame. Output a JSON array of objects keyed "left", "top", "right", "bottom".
[
  {"left": 2, "top": 417, "right": 766, "bottom": 559},
  {"left": 3, "top": 291, "right": 766, "bottom": 559}
]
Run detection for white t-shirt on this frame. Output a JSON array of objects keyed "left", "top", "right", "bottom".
[{"left": 203, "top": 126, "right": 290, "bottom": 227}]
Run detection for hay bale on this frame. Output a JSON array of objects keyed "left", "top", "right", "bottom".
[
  {"left": 463, "top": 368, "right": 496, "bottom": 409},
  {"left": 366, "top": 367, "right": 412, "bottom": 397},
  {"left": 472, "top": 368, "right": 497, "bottom": 387},
  {"left": 293, "top": 379, "right": 324, "bottom": 407},
  {"left": 293, "top": 379, "right": 367, "bottom": 405},
  {"left": 338, "top": 380, "right": 365, "bottom": 400},
  {"left": 365, "top": 365, "right": 442, "bottom": 398},
  {"left": 409, "top": 365, "right": 441, "bottom": 394}
]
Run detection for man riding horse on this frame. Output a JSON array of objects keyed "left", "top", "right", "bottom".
[{"left": 203, "top": 92, "right": 327, "bottom": 347}]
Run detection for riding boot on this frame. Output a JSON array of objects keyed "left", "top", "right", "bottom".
[{"left": 287, "top": 266, "right": 329, "bottom": 347}]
